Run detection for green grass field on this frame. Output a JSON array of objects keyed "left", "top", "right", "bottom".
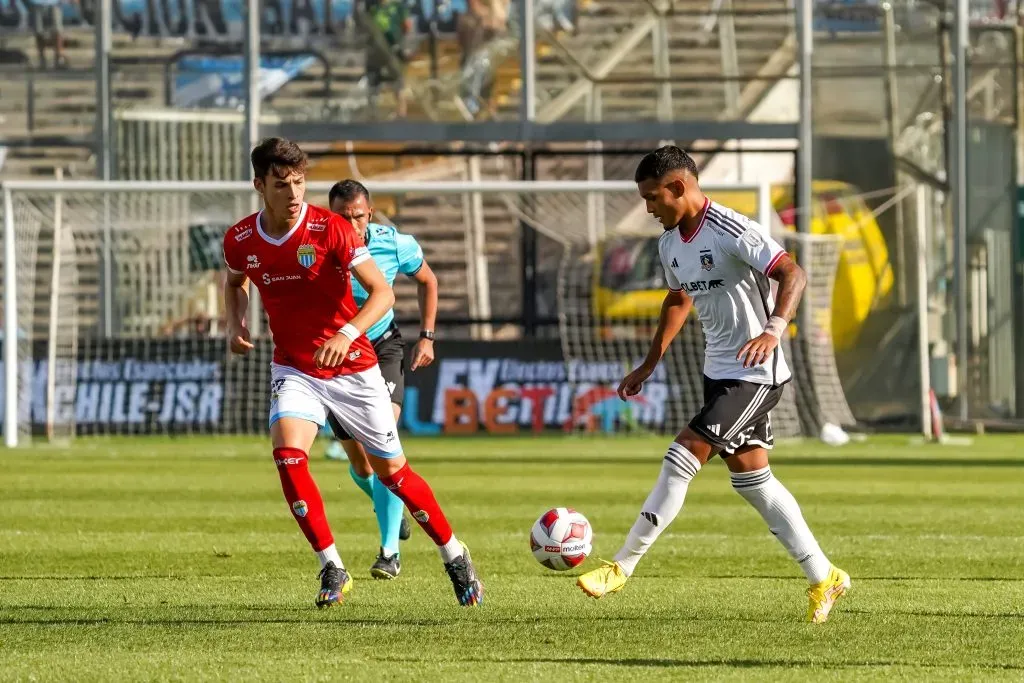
[{"left": 2, "top": 434, "right": 1023, "bottom": 681}]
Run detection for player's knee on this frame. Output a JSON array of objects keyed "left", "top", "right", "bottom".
[
  {"left": 369, "top": 452, "right": 407, "bottom": 479},
  {"left": 725, "top": 445, "right": 770, "bottom": 474},
  {"left": 673, "top": 429, "right": 714, "bottom": 465},
  {"left": 663, "top": 442, "right": 703, "bottom": 481},
  {"left": 343, "top": 441, "right": 373, "bottom": 476},
  {"left": 273, "top": 447, "right": 308, "bottom": 470}
]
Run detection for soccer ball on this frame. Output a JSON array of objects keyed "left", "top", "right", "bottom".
[{"left": 530, "top": 507, "right": 593, "bottom": 571}]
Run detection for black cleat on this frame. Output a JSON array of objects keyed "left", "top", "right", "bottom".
[
  {"left": 444, "top": 544, "right": 484, "bottom": 607},
  {"left": 399, "top": 515, "right": 412, "bottom": 541},
  {"left": 370, "top": 548, "right": 402, "bottom": 580},
  {"left": 316, "top": 562, "right": 352, "bottom": 608}
]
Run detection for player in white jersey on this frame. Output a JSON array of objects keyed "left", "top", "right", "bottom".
[{"left": 576, "top": 146, "right": 850, "bottom": 624}]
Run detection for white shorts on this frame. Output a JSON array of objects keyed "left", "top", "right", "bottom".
[{"left": 269, "top": 363, "right": 403, "bottom": 458}]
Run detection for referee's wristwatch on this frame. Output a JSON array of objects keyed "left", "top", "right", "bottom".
[{"left": 419, "top": 330, "right": 435, "bottom": 341}]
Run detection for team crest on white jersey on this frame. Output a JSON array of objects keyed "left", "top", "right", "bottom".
[
  {"left": 700, "top": 249, "right": 715, "bottom": 271},
  {"left": 297, "top": 244, "right": 316, "bottom": 268}
]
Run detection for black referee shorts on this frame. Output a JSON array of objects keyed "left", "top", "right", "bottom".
[
  {"left": 328, "top": 324, "right": 405, "bottom": 442},
  {"left": 688, "top": 376, "right": 785, "bottom": 456}
]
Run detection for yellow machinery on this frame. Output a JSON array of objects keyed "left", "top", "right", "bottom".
[{"left": 592, "top": 181, "right": 894, "bottom": 350}]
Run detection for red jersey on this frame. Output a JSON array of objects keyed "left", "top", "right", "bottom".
[{"left": 223, "top": 203, "right": 377, "bottom": 379}]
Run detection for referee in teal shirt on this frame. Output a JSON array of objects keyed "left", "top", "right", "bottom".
[{"left": 322, "top": 179, "right": 439, "bottom": 580}]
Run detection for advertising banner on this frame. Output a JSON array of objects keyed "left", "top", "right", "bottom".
[
  {"left": 0, "top": 0, "right": 468, "bottom": 40},
  {"left": 401, "top": 340, "right": 678, "bottom": 436},
  {"left": 173, "top": 54, "right": 316, "bottom": 108},
  {"left": 2, "top": 337, "right": 674, "bottom": 437},
  {"left": 813, "top": 0, "right": 883, "bottom": 33},
  {"left": 1, "top": 338, "right": 229, "bottom": 435}
]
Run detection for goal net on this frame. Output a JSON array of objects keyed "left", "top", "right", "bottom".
[
  {"left": 556, "top": 214, "right": 854, "bottom": 439},
  {"left": 1, "top": 179, "right": 854, "bottom": 445}
]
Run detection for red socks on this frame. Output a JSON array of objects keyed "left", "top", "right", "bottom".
[
  {"left": 378, "top": 463, "right": 454, "bottom": 546},
  {"left": 274, "top": 450, "right": 452, "bottom": 555},
  {"left": 273, "top": 447, "right": 333, "bottom": 552}
]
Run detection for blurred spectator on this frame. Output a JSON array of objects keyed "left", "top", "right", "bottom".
[
  {"left": 457, "top": 0, "right": 509, "bottom": 119},
  {"left": 29, "top": 0, "right": 68, "bottom": 69},
  {"left": 536, "top": 0, "right": 575, "bottom": 34},
  {"left": 161, "top": 312, "right": 217, "bottom": 338},
  {"left": 363, "top": 0, "right": 413, "bottom": 119}
]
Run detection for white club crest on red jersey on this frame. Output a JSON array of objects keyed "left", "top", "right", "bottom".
[{"left": 297, "top": 244, "right": 316, "bottom": 268}]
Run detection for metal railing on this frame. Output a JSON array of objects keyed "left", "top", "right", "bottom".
[{"left": 533, "top": 0, "right": 797, "bottom": 124}]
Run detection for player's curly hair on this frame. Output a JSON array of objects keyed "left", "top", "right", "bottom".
[
  {"left": 634, "top": 145, "right": 699, "bottom": 183},
  {"left": 251, "top": 137, "right": 308, "bottom": 179},
  {"left": 328, "top": 179, "right": 371, "bottom": 207}
]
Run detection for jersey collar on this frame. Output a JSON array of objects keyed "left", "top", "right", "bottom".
[
  {"left": 363, "top": 221, "right": 383, "bottom": 246},
  {"left": 257, "top": 203, "right": 308, "bottom": 246},
  {"left": 675, "top": 197, "right": 710, "bottom": 243}
]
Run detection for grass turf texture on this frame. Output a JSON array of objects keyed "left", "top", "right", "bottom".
[{"left": 1, "top": 434, "right": 1023, "bottom": 682}]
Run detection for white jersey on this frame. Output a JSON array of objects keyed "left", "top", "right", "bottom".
[{"left": 658, "top": 198, "right": 792, "bottom": 386}]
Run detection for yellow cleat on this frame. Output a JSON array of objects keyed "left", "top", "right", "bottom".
[
  {"left": 806, "top": 565, "right": 851, "bottom": 624},
  {"left": 576, "top": 561, "right": 628, "bottom": 599}
]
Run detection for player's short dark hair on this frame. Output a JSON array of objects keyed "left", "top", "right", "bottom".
[
  {"left": 251, "top": 137, "right": 307, "bottom": 179},
  {"left": 634, "top": 145, "right": 699, "bottom": 183},
  {"left": 328, "top": 179, "right": 371, "bottom": 207}
]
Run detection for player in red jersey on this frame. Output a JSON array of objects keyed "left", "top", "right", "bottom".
[{"left": 222, "top": 138, "right": 483, "bottom": 608}]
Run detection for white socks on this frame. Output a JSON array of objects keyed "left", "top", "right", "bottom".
[
  {"left": 439, "top": 535, "right": 464, "bottom": 564},
  {"left": 316, "top": 544, "right": 344, "bottom": 570},
  {"left": 319, "top": 539, "right": 464, "bottom": 569},
  {"left": 730, "top": 466, "right": 832, "bottom": 584},
  {"left": 614, "top": 443, "right": 702, "bottom": 577}
]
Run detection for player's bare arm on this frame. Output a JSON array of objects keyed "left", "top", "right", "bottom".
[
  {"left": 313, "top": 258, "right": 395, "bottom": 369},
  {"left": 224, "top": 270, "right": 254, "bottom": 355},
  {"left": 409, "top": 260, "right": 438, "bottom": 371},
  {"left": 618, "top": 289, "right": 693, "bottom": 399},
  {"left": 737, "top": 254, "right": 807, "bottom": 369}
]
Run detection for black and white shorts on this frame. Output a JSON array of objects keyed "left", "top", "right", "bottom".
[
  {"left": 688, "top": 376, "right": 785, "bottom": 456},
  {"left": 328, "top": 324, "right": 406, "bottom": 441}
]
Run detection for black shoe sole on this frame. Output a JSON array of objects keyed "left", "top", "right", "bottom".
[{"left": 370, "top": 567, "right": 399, "bottom": 580}]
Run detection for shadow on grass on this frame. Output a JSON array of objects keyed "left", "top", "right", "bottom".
[
  {"left": 843, "top": 608, "right": 1024, "bottom": 619},
  {"left": 536, "top": 574, "right": 1024, "bottom": 582},
  {"left": 0, "top": 575, "right": 240, "bottom": 581},
  {"left": 385, "top": 657, "right": 1024, "bottom": 671},
  {"left": 0, "top": 611, "right": 786, "bottom": 627},
  {"left": 701, "top": 575, "right": 1024, "bottom": 582},
  {"left": 7, "top": 574, "right": 1022, "bottom": 583},
  {"left": 412, "top": 456, "right": 1024, "bottom": 468}
]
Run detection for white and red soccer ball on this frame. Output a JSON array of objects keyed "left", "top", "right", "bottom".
[{"left": 530, "top": 507, "right": 593, "bottom": 571}]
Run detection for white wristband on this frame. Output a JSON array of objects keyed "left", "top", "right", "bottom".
[
  {"left": 339, "top": 323, "right": 360, "bottom": 342},
  {"left": 764, "top": 316, "right": 787, "bottom": 339}
]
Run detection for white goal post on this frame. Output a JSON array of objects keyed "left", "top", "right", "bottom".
[{"left": 2, "top": 178, "right": 854, "bottom": 447}]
